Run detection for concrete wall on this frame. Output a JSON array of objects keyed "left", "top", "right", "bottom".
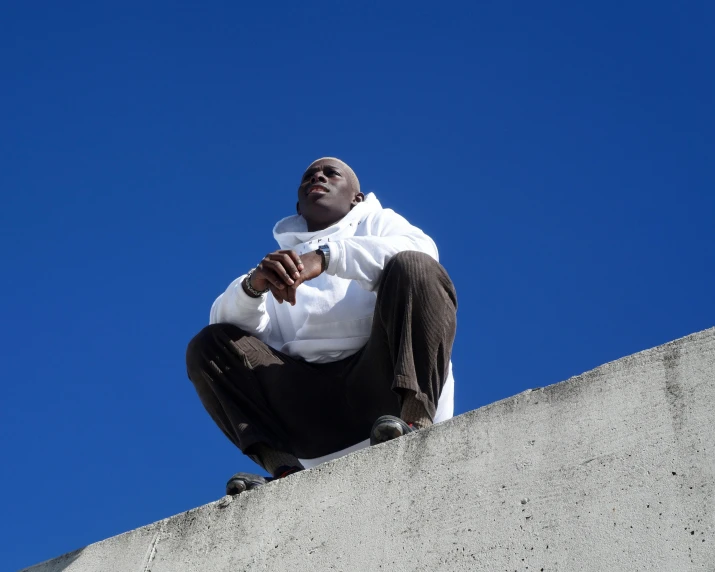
[{"left": 23, "top": 327, "right": 715, "bottom": 572}]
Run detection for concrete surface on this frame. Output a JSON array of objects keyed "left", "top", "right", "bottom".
[{"left": 23, "top": 327, "right": 715, "bottom": 571}]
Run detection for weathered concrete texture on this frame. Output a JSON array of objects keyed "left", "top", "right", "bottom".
[{"left": 24, "top": 328, "right": 715, "bottom": 572}]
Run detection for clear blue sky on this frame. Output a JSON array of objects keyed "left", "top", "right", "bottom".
[{"left": 2, "top": 1, "right": 713, "bottom": 569}]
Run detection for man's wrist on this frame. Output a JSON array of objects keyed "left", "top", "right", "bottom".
[{"left": 243, "top": 269, "right": 268, "bottom": 298}]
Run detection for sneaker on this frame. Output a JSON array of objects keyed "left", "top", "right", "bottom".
[
  {"left": 370, "top": 415, "right": 416, "bottom": 445},
  {"left": 273, "top": 465, "right": 302, "bottom": 479},
  {"left": 225, "top": 472, "right": 268, "bottom": 496},
  {"left": 225, "top": 466, "right": 302, "bottom": 496}
]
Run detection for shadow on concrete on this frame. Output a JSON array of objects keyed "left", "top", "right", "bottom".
[{"left": 18, "top": 547, "right": 84, "bottom": 572}]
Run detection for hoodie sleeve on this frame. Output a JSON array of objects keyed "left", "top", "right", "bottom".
[
  {"left": 323, "top": 209, "right": 439, "bottom": 291},
  {"left": 209, "top": 274, "right": 272, "bottom": 338}
]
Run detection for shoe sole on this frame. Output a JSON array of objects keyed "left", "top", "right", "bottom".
[{"left": 370, "top": 415, "right": 414, "bottom": 446}]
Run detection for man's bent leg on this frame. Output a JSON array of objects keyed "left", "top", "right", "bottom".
[
  {"left": 186, "top": 323, "right": 302, "bottom": 474},
  {"left": 346, "top": 250, "right": 457, "bottom": 431}
]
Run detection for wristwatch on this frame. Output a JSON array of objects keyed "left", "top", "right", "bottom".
[{"left": 316, "top": 244, "right": 330, "bottom": 272}]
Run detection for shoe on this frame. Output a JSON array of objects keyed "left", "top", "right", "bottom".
[
  {"left": 370, "top": 415, "right": 416, "bottom": 445},
  {"left": 273, "top": 465, "right": 303, "bottom": 479},
  {"left": 225, "top": 466, "right": 302, "bottom": 496},
  {"left": 225, "top": 472, "right": 268, "bottom": 496}
]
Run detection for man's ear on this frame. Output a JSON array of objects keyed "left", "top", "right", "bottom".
[
  {"left": 296, "top": 201, "right": 301, "bottom": 215},
  {"left": 352, "top": 192, "right": 365, "bottom": 206}
]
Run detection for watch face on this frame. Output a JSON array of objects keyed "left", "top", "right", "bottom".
[{"left": 318, "top": 245, "right": 329, "bottom": 269}]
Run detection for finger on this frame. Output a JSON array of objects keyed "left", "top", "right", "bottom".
[
  {"left": 257, "top": 265, "right": 286, "bottom": 290},
  {"left": 284, "top": 284, "right": 297, "bottom": 306},
  {"left": 265, "top": 258, "right": 295, "bottom": 285},
  {"left": 262, "top": 259, "right": 294, "bottom": 286},
  {"left": 280, "top": 250, "right": 304, "bottom": 273},
  {"left": 269, "top": 284, "right": 285, "bottom": 303},
  {"left": 270, "top": 252, "right": 300, "bottom": 281}
]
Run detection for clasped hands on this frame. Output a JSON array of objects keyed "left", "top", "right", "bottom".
[{"left": 244, "top": 249, "right": 324, "bottom": 305}]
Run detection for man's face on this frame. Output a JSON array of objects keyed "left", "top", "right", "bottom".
[{"left": 297, "top": 159, "right": 363, "bottom": 231}]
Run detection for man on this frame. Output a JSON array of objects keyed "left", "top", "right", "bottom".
[{"left": 186, "top": 158, "right": 457, "bottom": 495}]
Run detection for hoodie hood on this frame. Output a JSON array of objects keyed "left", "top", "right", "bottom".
[{"left": 273, "top": 192, "right": 382, "bottom": 249}]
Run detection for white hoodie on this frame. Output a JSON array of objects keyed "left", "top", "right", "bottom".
[{"left": 210, "top": 193, "right": 455, "bottom": 466}]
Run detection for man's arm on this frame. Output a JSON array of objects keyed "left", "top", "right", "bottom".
[
  {"left": 208, "top": 248, "right": 308, "bottom": 332},
  {"left": 209, "top": 275, "right": 272, "bottom": 337},
  {"left": 322, "top": 209, "right": 439, "bottom": 291}
]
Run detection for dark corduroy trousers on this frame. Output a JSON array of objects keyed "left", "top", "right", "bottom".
[{"left": 186, "top": 251, "right": 457, "bottom": 460}]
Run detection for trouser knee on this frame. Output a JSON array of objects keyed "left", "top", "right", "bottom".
[
  {"left": 384, "top": 250, "right": 440, "bottom": 276},
  {"left": 186, "top": 323, "right": 249, "bottom": 377},
  {"left": 382, "top": 251, "right": 456, "bottom": 307}
]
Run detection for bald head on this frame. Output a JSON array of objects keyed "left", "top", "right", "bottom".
[
  {"left": 306, "top": 157, "right": 360, "bottom": 194},
  {"left": 297, "top": 157, "right": 364, "bottom": 232}
]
